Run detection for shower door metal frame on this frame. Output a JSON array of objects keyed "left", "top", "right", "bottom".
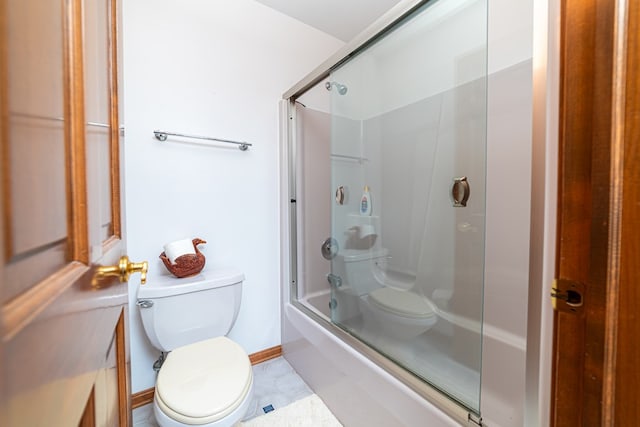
[
  {"left": 285, "top": 105, "right": 475, "bottom": 426},
  {"left": 282, "top": 0, "right": 486, "bottom": 424},
  {"left": 283, "top": 0, "right": 436, "bottom": 101}
]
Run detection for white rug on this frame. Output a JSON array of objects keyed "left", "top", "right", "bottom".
[{"left": 241, "top": 395, "right": 342, "bottom": 427}]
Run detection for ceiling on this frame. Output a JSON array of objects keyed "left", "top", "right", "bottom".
[{"left": 254, "top": 0, "right": 403, "bottom": 42}]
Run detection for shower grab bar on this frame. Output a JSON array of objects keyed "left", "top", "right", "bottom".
[{"left": 153, "top": 130, "right": 252, "bottom": 151}]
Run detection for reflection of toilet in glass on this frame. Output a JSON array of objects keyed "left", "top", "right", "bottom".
[
  {"left": 333, "top": 249, "right": 437, "bottom": 340},
  {"left": 137, "top": 270, "right": 253, "bottom": 427}
]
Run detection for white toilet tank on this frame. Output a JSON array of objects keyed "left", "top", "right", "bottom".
[{"left": 137, "top": 269, "right": 244, "bottom": 352}]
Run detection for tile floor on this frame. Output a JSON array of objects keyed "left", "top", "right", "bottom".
[{"left": 133, "top": 357, "right": 314, "bottom": 426}]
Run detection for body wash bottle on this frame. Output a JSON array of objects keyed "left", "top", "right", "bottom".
[{"left": 360, "top": 186, "right": 372, "bottom": 215}]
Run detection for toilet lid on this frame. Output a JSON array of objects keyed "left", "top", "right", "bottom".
[
  {"left": 155, "top": 336, "right": 253, "bottom": 424},
  {"left": 369, "top": 287, "right": 435, "bottom": 319}
]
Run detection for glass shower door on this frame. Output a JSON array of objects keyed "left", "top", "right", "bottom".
[{"left": 327, "top": 0, "right": 488, "bottom": 413}]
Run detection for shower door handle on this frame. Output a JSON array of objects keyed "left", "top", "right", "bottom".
[
  {"left": 335, "top": 186, "right": 345, "bottom": 205},
  {"left": 451, "top": 177, "right": 470, "bottom": 207}
]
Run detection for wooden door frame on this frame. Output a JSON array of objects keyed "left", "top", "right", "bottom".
[
  {"left": 0, "top": 0, "right": 6, "bottom": 421},
  {"left": 552, "top": 0, "right": 638, "bottom": 425}
]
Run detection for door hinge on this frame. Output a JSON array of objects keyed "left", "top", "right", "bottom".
[
  {"left": 551, "top": 278, "right": 584, "bottom": 314},
  {"left": 468, "top": 413, "right": 483, "bottom": 426}
]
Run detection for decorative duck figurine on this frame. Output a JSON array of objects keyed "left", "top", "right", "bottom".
[{"left": 160, "top": 238, "right": 206, "bottom": 278}]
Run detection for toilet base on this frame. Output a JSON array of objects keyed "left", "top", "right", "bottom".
[
  {"left": 360, "top": 295, "right": 437, "bottom": 341},
  {"left": 153, "top": 380, "right": 254, "bottom": 427}
]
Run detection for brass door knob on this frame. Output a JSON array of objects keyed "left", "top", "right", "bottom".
[{"left": 92, "top": 256, "right": 148, "bottom": 286}]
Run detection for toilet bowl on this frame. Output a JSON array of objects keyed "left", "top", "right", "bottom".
[
  {"left": 137, "top": 270, "right": 253, "bottom": 427},
  {"left": 362, "top": 287, "right": 437, "bottom": 340},
  {"left": 332, "top": 249, "right": 437, "bottom": 340},
  {"left": 153, "top": 337, "right": 253, "bottom": 427}
]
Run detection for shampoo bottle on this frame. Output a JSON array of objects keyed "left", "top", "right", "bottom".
[{"left": 360, "top": 186, "right": 372, "bottom": 216}]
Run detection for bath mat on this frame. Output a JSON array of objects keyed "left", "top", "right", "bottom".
[{"left": 240, "top": 394, "right": 342, "bottom": 426}]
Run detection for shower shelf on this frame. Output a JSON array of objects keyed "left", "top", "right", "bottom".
[{"left": 330, "top": 153, "right": 368, "bottom": 163}]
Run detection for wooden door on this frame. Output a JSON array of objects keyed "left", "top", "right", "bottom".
[
  {"left": 552, "top": 0, "right": 639, "bottom": 425},
  {"left": 0, "top": 0, "right": 139, "bottom": 425}
]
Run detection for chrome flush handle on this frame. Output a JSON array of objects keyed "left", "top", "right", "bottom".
[{"left": 136, "top": 300, "right": 154, "bottom": 309}]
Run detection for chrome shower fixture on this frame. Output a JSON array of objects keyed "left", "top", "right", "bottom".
[{"left": 325, "top": 81, "right": 348, "bottom": 95}]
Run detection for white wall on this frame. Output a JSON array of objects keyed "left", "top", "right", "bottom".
[
  {"left": 330, "top": 0, "right": 487, "bottom": 121},
  {"left": 123, "top": 0, "right": 344, "bottom": 393}
]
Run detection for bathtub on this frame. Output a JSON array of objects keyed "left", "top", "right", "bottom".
[{"left": 283, "top": 289, "right": 527, "bottom": 426}]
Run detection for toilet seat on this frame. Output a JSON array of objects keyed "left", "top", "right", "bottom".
[
  {"left": 155, "top": 336, "right": 253, "bottom": 425},
  {"left": 368, "top": 287, "right": 435, "bottom": 319}
]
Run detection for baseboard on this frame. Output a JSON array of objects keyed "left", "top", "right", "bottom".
[
  {"left": 249, "top": 344, "right": 282, "bottom": 365},
  {"left": 131, "top": 388, "right": 155, "bottom": 409},
  {"left": 131, "top": 344, "right": 283, "bottom": 409}
]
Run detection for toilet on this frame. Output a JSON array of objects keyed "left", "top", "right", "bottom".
[
  {"left": 137, "top": 269, "right": 254, "bottom": 427},
  {"left": 333, "top": 249, "right": 437, "bottom": 340}
]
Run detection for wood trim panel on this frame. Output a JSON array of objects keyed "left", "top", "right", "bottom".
[
  {"left": 613, "top": 1, "right": 639, "bottom": 423},
  {"left": 0, "top": 0, "right": 6, "bottom": 421},
  {"left": 116, "top": 310, "right": 131, "bottom": 426},
  {"left": 64, "top": 0, "right": 89, "bottom": 264},
  {"left": 552, "top": 2, "right": 599, "bottom": 421},
  {"left": 79, "top": 386, "right": 97, "bottom": 427},
  {"left": 2, "top": 262, "right": 89, "bottom": 340},
  {"left": 0, "top": 0, "right": 11, "bottom": 262},
  {"left": 108, "top": 0, "right": 121, "bottom": 240},
  {"left": 601, "top": 0, "right": 629, "bottom": 424},
  {"left": 553, "top": 0, "right": 637, "bottom": 425},
  {"left": 131, "top": 345, "right": 283, "bottom": 409}
]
